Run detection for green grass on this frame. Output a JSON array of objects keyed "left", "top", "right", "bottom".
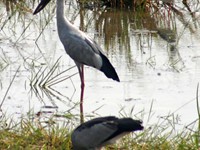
[
  {"left": 0, "top": 114, "right": 72, "bottom": 150},
  {"left": 0, "top": 109, "right": 199, "bottom": 150}
]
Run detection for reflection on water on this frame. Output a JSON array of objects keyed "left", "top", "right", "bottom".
[{"left": 0, "top": 0, "right": 200, "bottom": 130}]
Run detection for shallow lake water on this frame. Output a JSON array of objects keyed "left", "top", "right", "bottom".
[{"left": 0, "top": 0, "right": 200, "bottom": 131}]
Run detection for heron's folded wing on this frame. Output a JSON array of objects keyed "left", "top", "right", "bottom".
[{"left": 71, "top": 117, "right": 118, "bottom": 149}]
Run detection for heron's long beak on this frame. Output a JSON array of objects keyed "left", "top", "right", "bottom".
[{"left": 33, "top": 0, "right": 51, "bottom": 15}]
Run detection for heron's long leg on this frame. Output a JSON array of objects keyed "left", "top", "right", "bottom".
[{"left": 80, "top": 64, "right": 85, "bottom": 123}]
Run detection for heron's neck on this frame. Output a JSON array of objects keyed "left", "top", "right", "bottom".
[{"left": 56, "top": 0, "right": 70, "bottom": 27}]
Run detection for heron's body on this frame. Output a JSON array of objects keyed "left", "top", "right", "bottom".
[
  {"left": 71, "top": 116, "right": 143, "bottom": 150},
  {"left": 34, "top": 0, "right": 120, "bottom": 122},
  {"left": 55, "top": 0, "right": 119, "bottom": 81},
  {"left": 34, "top": 0, "right": 119, "bottom": 82},
  {"left": 57, "top": 0, "right": 102, "bottom": 71}
]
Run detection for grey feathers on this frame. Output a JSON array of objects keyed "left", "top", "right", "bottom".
[
  {"left": 34, "top": 0, "right": 120, "bottom": 81},
  {"left": 71, "top": 116, "right": 143, "bottom": 150}
]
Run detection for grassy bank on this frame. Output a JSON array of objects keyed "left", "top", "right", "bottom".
[
  {"left": 0, "top": 110, "right": 199, "bottom": 150},
  {"left": 0, "top": 113, "right": 72, "bottom": 150}
]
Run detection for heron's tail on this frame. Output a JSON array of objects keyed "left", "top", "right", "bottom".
[
  {"left": 100, "top": 53, "right": 120, "bottom": 82},
  {"left": 117, "top": 118, "right": 144, "bottom": 131}
]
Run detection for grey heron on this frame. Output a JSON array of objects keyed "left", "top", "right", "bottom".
[
  {"left": 33, "top": 0, "right": 120, "bottom": 123},
  {"left": 71, "top": 116, "right": 143, "bottom": 150}
]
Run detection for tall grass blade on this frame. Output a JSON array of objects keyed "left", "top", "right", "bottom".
[
  {"left": 196, "top": 83, "right": 200, "bottom": 149},
  {"left": 0, "top": 66, "right": 20, "bottom": 109}
]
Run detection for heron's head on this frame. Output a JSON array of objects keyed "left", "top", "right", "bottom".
[{"left": 33, "top": 0, "right": 51, "bottom": 15}]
